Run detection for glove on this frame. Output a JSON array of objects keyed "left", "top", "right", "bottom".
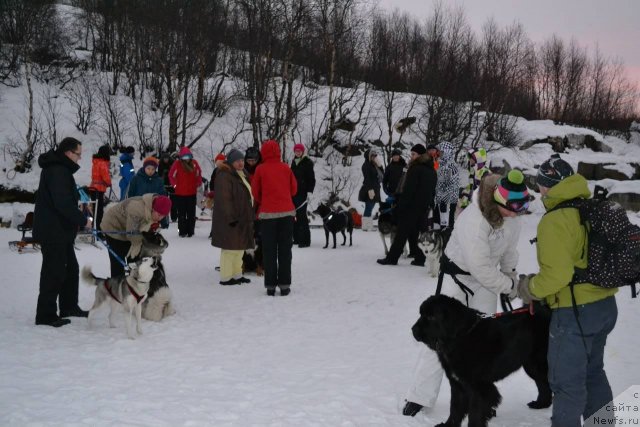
[
  {"left": 368, "top": 189, "right": 375, "bottom": 200},
  {"left": 502, "top": 270, "right": 519, "bottom": 300},
  {"left": 229, "top": 220, "right": 238, "bottom": 227},
  {"left": 517, "top": 274, "right": 540, "bottom": 304}
]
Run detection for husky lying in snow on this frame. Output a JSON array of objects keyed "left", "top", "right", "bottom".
[{"left": 83, "top": 257, "right": 157, "bottom": 339}]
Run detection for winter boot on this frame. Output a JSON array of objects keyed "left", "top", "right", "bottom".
[
  {"left": 266, "top": 288, "right": 276, "bottom": 296},
  {"left": 402, "top": 401, "right": 423, "bottom": 416}
]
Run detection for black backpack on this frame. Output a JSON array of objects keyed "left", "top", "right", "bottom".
[{"left": 546, "top": 198, "right": 640, "bottom": 296}]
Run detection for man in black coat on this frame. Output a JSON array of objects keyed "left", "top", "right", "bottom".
[
  {"left": 33, "top": 137, "right": 92, "bottom": 327},
  {"left": 382, "top": 148, "right": 406, "bottom": 198},
  {"left": 291, "top": 144, "right": 315, "bottom": 247},
  {"left": 377, "top": 144, "right": 436, "bottom": 266}
]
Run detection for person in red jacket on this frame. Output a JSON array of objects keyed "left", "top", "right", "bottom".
[
  {"left": 169, "top": 146, "right": 202, "bottom": 237},
  {"left": 251, "top": 140, "right": 297, "bottom": 296},
  {"left": 89, "top": 144, "right": 112, "bottom": 230}
]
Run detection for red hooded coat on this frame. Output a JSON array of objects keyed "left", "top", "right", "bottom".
[{"left": 251, "top": 140, "right": 297, "bottom": 215}]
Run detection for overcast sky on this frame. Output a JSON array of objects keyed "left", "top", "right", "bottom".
[{"left": 377, "top": 0, "right": 640, "bottom": 93}]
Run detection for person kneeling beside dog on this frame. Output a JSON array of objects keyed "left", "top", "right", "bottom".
[{"left": 100, "top": 194, "right": 172, "bottom": 277}]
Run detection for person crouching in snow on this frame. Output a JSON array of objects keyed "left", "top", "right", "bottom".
[
  {"left": 210, "top": 149, "right": 255, "bottom": 286},
  {"left": 100, "top": 194, "right": 172, "bottom": 278},
  {"left": 403, "top": 170, "right": 531, "bottom": 416}
]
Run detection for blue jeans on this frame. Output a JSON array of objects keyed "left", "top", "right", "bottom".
[
  {"left": 549, "top": 296, "right": 617, "bottom": 427},
  {"left": 363, "top": 201, "right": 376, "bottom": 217}
]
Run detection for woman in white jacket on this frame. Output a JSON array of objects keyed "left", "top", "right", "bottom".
[{"left": 403, "top": 170, "right": 532, "bottom": 416}]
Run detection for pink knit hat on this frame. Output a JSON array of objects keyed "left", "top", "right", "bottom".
[
  {"left": 293, "top": 144, "right": 305, "bottom": 153},
  {"left": 152, "top": 195, "right": 172, "bottom": 216}
]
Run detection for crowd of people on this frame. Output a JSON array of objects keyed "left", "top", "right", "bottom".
[{"left": 32, "top": 136, "right": 620, "bottom": 427}]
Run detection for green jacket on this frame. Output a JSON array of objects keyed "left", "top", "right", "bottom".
[{"left": 529, "top": 174, "right": 617, "bottom": 308}]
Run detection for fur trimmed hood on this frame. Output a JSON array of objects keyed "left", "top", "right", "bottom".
[{"left": 477, "top": 173, "right": 503, "bottom": 228}]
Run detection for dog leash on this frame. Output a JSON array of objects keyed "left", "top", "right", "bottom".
[
  {"left": 488, "top": 302, "right": 535, "bottom": 318},
  {"left": 92, "top": 230, "right": 131, "bottom": 275},
  {"left": 295, "top": 200, "right": 308, "bottom": 211}
]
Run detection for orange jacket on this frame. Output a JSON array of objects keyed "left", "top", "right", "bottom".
[{"left": 90, "top": 158, "right": 111, "bottom": 193}]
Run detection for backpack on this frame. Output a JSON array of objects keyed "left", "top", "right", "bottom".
[{"left": 547, "top": 198, "right": 640, "bottom": 295}]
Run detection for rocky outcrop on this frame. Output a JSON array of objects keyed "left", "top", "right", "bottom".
[
  {"left": 577, "top": 162, "right": 640, "bottom": 181},
  {"left": 0, "top": 185, "right": 36, "bottom": 203},
  {"left": 608, "top": 192, "right": 640, "bottom": 212},
  {"left": 521, "top": 134, "right": 612, "bottom": 153}
]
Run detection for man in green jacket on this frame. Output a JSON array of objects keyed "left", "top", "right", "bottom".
[{"left": 518, "top": 154, "right": 617, "bottom": 427}]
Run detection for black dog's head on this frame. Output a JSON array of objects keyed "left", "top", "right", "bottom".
[
  {"left": 140, "top": 231, "right": 169, "bottom": 259},
  {"left": 313, "top": 203, "right": 332, "bottom": 219},
  {"left": 412, "top": 294, "right": 481, "bottom": 351}
]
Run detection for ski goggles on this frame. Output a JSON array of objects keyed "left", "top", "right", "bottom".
[{"left": 493, "top": 186, "right": 533, "bottom": 214}]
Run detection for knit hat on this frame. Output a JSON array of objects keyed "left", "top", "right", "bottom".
[
  {"left": 152, "top": 195, "right": 172, "bottom": 216},
  {"left": 143, "top": 156, "right": 159, "bottom": 169},
  {"left": 226, "top": 148, "right": 244, "bottom": 165},
  {"left": 214, "top": 153, "right": 226, "bottom": 162},
  {"left": 536, "top": 154, "right": 574, "bottom": 189},
  {"left": 391, "top": 148, "right": 402, "bottom": 156},
  {"left": 410, "top": 144, "right": 427, "bottom": 155},
  {"left": 293, "top": 143, "right": 305, "bottom": 153},
  {"left": 468, "top": 148, "right": 487, "bottom": 166},
  {"left": 245, "top": 146, "right": 260, "bottom": 161},
  {"left": 493, "top": 170, "right": 532, "bottom": 213},
  {"left": 178, "top": 146, "right": 193, "bottom": 160}
]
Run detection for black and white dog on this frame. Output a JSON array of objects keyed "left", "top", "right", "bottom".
[
  {"left": 139, "top": 231, "right": 175, "bottom": 321},
  {"left": 83, "top": 257, "right": 158, "bottom": 339},
  {"left": 377, "top": 200, "right": 397, "bottom": 255},
  {"left": 313, "top": 203, "right": 353, "bottom": 249},
  {"left": 418, "top": 229, "right": 450, "bottom": 277}
]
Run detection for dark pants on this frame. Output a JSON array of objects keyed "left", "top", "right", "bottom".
[
  {"left": 261, "top": 216, "right": 294, "bottom": 290},
  {"left": 90, "top": 190, "right": 105, "bottom": 231},
  {"left": 36, "top": 241, "right": 80, "bottom": 322},
  {"left": 551, "top": 297, "right": 617, "bottom": 427},
  {"left": 386, "top": 213, "right": 424, "bottom": 263},
  {"left": 174, "top": 194, "right": 197, "bottom": 236},
  {"left": 293, "top": 199, "right": 310, "bottom": 247},
  {"left": 168, "top": 191, "right": 178, "bottom": 222},
  {"left": 105, "top": 235, "right": 132, "bottom": 278}
]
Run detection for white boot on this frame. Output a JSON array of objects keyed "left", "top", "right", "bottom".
[{"left": 362, "top": 216, "right": 372, "bottom": 231}]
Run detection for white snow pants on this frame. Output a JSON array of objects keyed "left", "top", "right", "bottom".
[{"left": 405, "top": 275, "right": 500, "bottom": 408}]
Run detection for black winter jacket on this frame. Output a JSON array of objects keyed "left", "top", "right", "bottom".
[
  {"left": 358, "top": 157, "right": 384, "bottom": 203},
  {"left": 382, "top": 158, "right": 406, "bottom": 197},
  {"left": 396, "top": 154, "right": 437, "bottom": 219},
  {"left": 33, "top": 150, "right": 87, "bottom": 244},
  {"left": 291, "top": 156, "right": 315, "bottom": 205}
]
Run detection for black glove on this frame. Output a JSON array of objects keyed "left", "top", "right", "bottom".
[
  {"left": 402, "top": 401, "right": 423, "bottom": 416},
  {"left": 439, "top": 202, "right": 447, "bottom": 213},
  {"left": 229, "top": 220, "right": 238, "bottom": 227}
]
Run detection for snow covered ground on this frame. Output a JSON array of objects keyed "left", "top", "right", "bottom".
[{"left": 1, "top": 213, "right": 639, "bottom": 426}]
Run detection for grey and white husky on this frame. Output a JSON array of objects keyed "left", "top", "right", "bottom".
[
  {"left": 82, "top": 257, "right": 158, "bottom": 339},
  {"left": 418, "top": 229, "right": 450, "bottom": 278}
]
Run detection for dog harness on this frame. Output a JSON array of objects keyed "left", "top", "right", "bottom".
[
  {"left": 104, "top": 280, "right": 148, "bottom": 304},
  {"left": 436, "top": 254, "right": 474, "bottom": 306}
]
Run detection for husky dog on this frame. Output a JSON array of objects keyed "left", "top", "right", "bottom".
[
  {"left": 313, "top": 203, "right": 353, "bottom": 249},
  {"left": 139, "top": 232, "right": 176, "bottom": 321},
  {"left": 83, "top": 257, "right": 158, "bottom": 339},
  {"left": 377, "top": 200, "right": 397, "bottom": 255},
  {"left": 418, "top": 229, "right": 450, "bottom": 277}
]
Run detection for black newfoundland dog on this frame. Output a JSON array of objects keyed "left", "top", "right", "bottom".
[{"left": 412, "top": 294, "right": 552, "bottom": 427}]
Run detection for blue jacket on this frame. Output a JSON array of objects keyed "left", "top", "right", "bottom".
[
  {"left": 118, "top": 153, "right": 135, "bottom": 200},
  {"left": 127, "top": 167, "right": 166, "bottom": 198}
]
